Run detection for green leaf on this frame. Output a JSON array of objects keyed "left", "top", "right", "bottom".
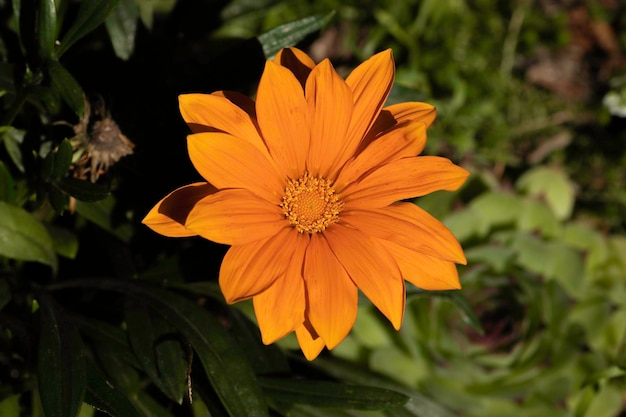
[
  {"left": 105, "top": 0, "right": 138, "bottom": 60},
  {"left": 469, "top": 191, "right": 522, "bottom": 232},
  {"left": 0, "top": 161, "right": 14, "bottom": 203},
  {"left": 45, "top": 224, "right": 78, "bottom": 258},
  {"left": 48, "top": 60, "right": 84, "bottom": 117},
  {"left": 125, "top": 299, "right": 187, "bottom": 404},
  {"left": 84, "top": 361, "right": 140, "bottom": 417},
  {"left": 0, "top": 201, "right": 57, "bottom": 271},
  {"left": 257, "top": 12, "right": 335, "bottom": 58},
  {"left": 311, "top": 357, "right": 458, "bottom": 417},
  {"left": 226, "top": 308, "right": 290, "bottom": 376},
  {"left": 51, "top": 139, "right": 73, "bottom": 181},
  {"left": 38, "top": 295, "right": 87, "bottom": 417},
  {"left": 260, "top": 378, "right": 408, "bottom": 411},
  {"left": 37, "top": 0, "right": 57, "bottom": 59},
  {"left": 1, "top": 127, "right": 25, "bottom": 173},
  {"left": 73, "top": 316, "right": 142, "bottom": 369},
  {"left": 582, "top": 384, "right": 623, "bottom": 417},
  {"left": 516, "top": 198, "right": 561, "bottom": 237},
  {"left": 440, "top": 291, "right": 484, "bottom": 335},
  {"left": 74, "top": 196, "right": 132, "bottom": 241},
  {"left": 59, "top": 279, "right": 269, "bottom": 417},
  {"left": 57, "top": 0, "right": 121, "bottom": 57},
  {"left": 58, "top": 177, "right": 110, "bottom": 202},
  {"left": 47, "top": 185, "right": 69, "bottom": 213},
  {"left": 0, "top": 395, "right": 20, "bottom": 417},
  {"left": 516, "top": 166, "right": 576, "bottom": 221},
  {"left": 464, "top": 244, "right": 515, "bottom": 273}
]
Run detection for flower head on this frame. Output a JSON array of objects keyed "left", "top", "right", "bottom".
[{"left": 143, "top": 48, "right": 469, "bottom": 360}]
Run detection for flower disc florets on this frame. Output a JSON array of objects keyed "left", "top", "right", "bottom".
[{"left": 281, "top": 172, "right": 343, "bottom": 233}]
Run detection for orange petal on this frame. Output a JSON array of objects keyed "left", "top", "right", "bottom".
[
  {"left": 379, "top": 239, "right": 461, "bottom": 290},
  {"left": 342, "top": 156, "right": 470, "bottom": 208},
  {"left": 305, "top": 59, "right": 353, "bottom": 178},
  {"left": 142, "top": 182, "right": 216, "bottom": 237},
  {"left": 303, "top": 233, "right": 358, "bottom": 349},
  {"left": 341, "top": 203, "right": 466, "bottom": 264},
  {"left": 219, "top": 227, "right": 298, "bottom": 303},
  {"left": 179, "top": 93, "right": 268, "bottom": 157},
  {"left": 344, "top": 49, "right": 395, "bottom": 159},
  {"left": 358, "top": 102, "right": 436, "bottom": 154},
  {"left": 187, "top": 132, "right": 284, "bottom": 203},
  {"left": 274, "top": 47, "right": 315, "bottom": 88},
  {"left": 253, "top": 233, "right": 308, "bottom": 344},
  {"left": 296, "top": 322, "right": 325, "bottom": 360},
  {"left": 336, "top": 121, "right": 427, "bottom": 191},
  {"left": 324, "top": 224, "right": 405, "bottom": 330},
  {"left": 256, "top": 60, "right": 309, "bottom": 178},
  {"left": 185, "top": 188, "right": 286, "bottom": 245}
]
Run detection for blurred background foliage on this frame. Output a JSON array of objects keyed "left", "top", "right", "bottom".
[{"left": 0, "top": 0, "right": 625, "bottom": 416}]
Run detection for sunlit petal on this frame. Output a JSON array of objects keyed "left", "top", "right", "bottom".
[
  {"left": 187, "top": 132, "right": 284, "bottom": 203},
  {"left": 344, "top": 49, "right": 394, "bottom": 157},
  {"left": 296, "top": 322, "right": 325, "bottom": 360},
  {"left": 142, "top": 182, "right": 216, "bottom": 237},
  {"left": 336, "top": 121, "right": 427, "bottom": 190},
  {"left": 219, "top": 227, "right": 297, "bottom": 303},
  {"left": 305, "top": 59, "right": 353, "bottom": 178},
  {"left": 254, "top": 233, "right": 309, "bottom": 344},
  {"left": 256, "top": 60, "right": 309, "bottom": 178},
  {"left": 304, "top": 233, "right": 358, "bottom": 348},
  {"left": 342, "top": 156, "right": 470, "bottom": 208},
  {"left": 324, "top": 224, "right": 405, "bottom": 329},
  {"left": 342, "top": 204, "right": 466, "bottom": 264},
  {"left": 178, "top": 93, "right": 269, "bottom": 157},
  {"left": 274, "top": 47, "right": 315, "bottom": 88},
  {"left": 379, "top": 239, "right": 461, "bottom": 290},
  {"left": 186, "top": 188, "right": 286, "bottom": 245}
]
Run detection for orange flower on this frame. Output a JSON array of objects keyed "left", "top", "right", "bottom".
[{"left": 143, "top": 48, "right": 469, "bottom": 360}]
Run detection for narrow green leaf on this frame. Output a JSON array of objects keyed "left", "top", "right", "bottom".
[
  {"left": 74, "top": 196, "right": 132, "bottom": 242},
  {"left": 155, "top": 336, "right": 188, "bottom": 405},
  {"left": 58, "top": 177, "right": 110, "bottom": 202},
  {"left": 125, "top": 299, "right": 187, "bottom": 404},
  {"left": 227, "top": 308, "right": 290, "bottom": 376},
  {"left": 105, "top": 0, "right": 138, "bottom": 60},
  {"left": 55, "top": 279, "right": 269, "bottom": 417},
  {"left": 37, "top": 0, "right": 57, "bottom": 59},
  {"left": 57, "top": 0, "right": 121, "bottom": 57},
  {"left": 0, "top": 201, "right": 57, "bottom": 271},
  {"left": 312, "top": 357, "right": 458, "bottom": 417},
  {"left": 84, "top": 361, "right": 140, "bottom": 417},
  {"left": 132, "top": 391, "right": 177, "bottom": 417},
  {"left": 260, "top": 378, "right": 408, "bottom": 410},
  {"left": 131, "top": 288, "right": 269, "bottom": 417},
  {"left": 41, "top": 147, "right": 55, "bottom": 181},
  {"left": 45, "top": 224, "right": 78, "bottom": 258},
  {"left": 0, "top": 394, "right": 20, "bottom": 417},
  {"left": 38, "top": 295, "right": 87, "bottom": 417},
  {"left": 0, "top": 161, "right": 14, "bottom": 203},
  {"left": 257, "top": 12, "right": 335, "bottom": 58},
  {"left": 47, "top": 60, "right": 84, "bottom": 117},
  {"left": 73, "top": 316, "right": 142, "bottom": 369},
  {"left": 51, "top": 139, "right": 73, "bottom": 181},
  {"left": 1, "top": 126, "right": 25, "bottom": 173},
  {"left": 48, "top": 185, "right": 69, "bottom": 213}
]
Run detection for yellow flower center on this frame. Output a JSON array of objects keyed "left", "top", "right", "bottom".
[{"left": 281, "top": 172, "right": 343, "bottom": 233}]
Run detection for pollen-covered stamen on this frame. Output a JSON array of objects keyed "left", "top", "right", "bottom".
[{"left": 281, "top": 172, "right": 343, "bottom": 233}]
